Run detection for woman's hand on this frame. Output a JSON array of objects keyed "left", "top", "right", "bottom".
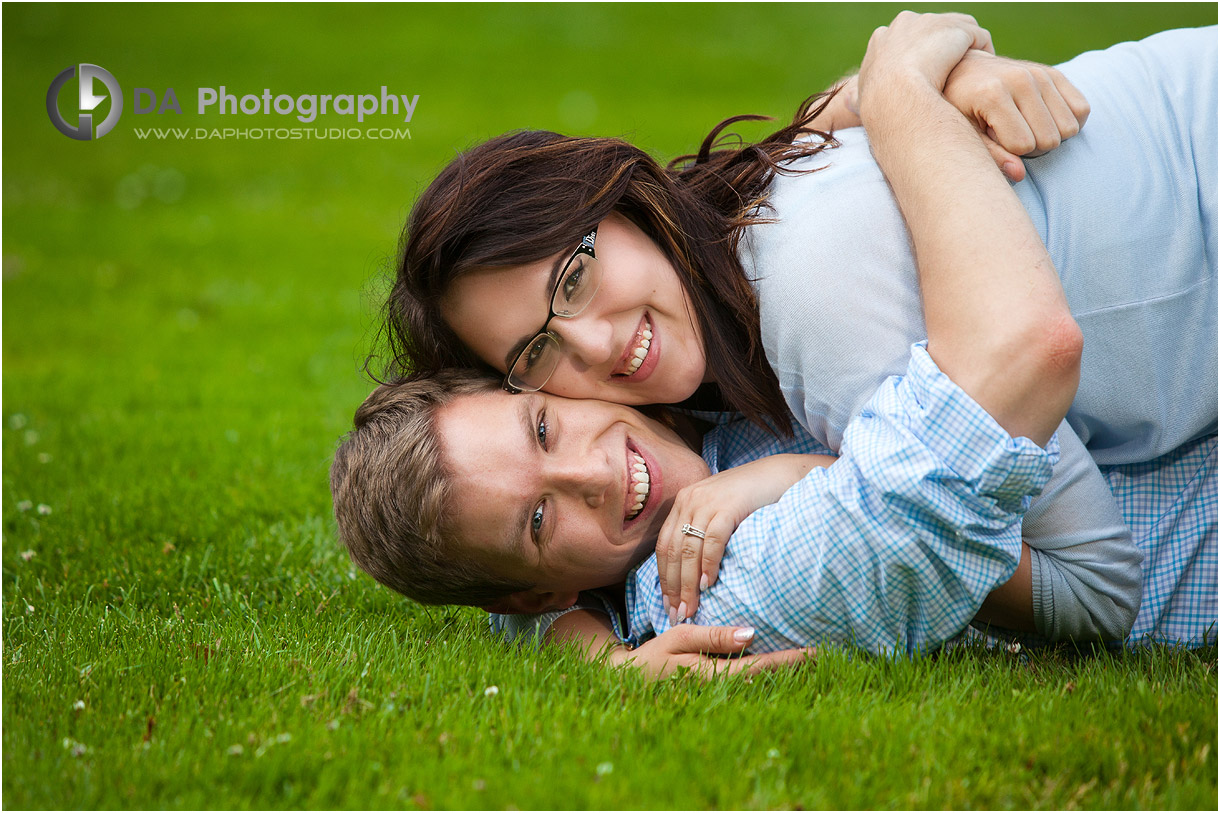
[
  {"left": 656, "top": 454, "right": 834, "bottom": 622},
  {"left": 609, "top": 624, "right": 815, "bottom": 681},
  {"left": 548, "top": 610, "right": 813, "bottom": 680},
  {"left": 944, "top": 51, "right": 1090, "bottom": 182}
]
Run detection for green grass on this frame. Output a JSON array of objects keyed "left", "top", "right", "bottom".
[{"left": 4, "top": 2, "right": 1217, "bottom": 809}]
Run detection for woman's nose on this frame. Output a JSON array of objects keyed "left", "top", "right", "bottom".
[{"left": 554, "top": 314, "right": 615, "bottom": 369}]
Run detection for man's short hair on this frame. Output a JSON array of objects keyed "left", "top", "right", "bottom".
[{"left": 329, "top": 369, "right": 533, "bottom": 606}]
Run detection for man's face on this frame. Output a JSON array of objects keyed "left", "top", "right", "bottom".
[{"left": 438, "top": 390, "right": 711, "bottom": 607}]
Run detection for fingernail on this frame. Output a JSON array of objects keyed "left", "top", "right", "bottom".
[
  {"left": 733, "top": 628, "right": 755, "bottom": 644},
  {"left": 699, "top": 573, "right": 709, "bottom": 592},
  {"left": 668, "top": 606, "right": 677, "bottom": 626},
  {"left": 677, "top": 601, "right": 688, "bottom": 620}
]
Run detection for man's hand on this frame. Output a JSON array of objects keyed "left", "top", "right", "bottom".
[
  {"left": 944, "top": 51, "right": 1090, "bottom": 182},
  {"left": 857, "top": 11, "right": 994, "bottom": 102},
  {"left": 811, "top": 11, "right": 1088, "bottom": 183},
  {"left": 608, "top": 625, "right": 815, "bottom": 681}
]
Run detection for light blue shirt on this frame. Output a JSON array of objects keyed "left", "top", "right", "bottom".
[
  {"left": 491, "top": 354, "right": 1216, "bottom": 652},
  {"left": 489, "top": 28, "right": 1218, "bottom": 654},
  {"left": 623, "top": 344, "right": 1056, "bottom": 655},
  {"left": 745, "top": 26, "right": 1217, "bottom": 466}
]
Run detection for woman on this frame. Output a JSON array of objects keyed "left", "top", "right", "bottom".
[{"left": 378, "top": 15, "right": 1216, "bottom": 638}]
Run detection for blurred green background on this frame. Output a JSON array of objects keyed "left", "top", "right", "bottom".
[{"left": 4, "top": 3, "right": 1216, "bottom": 809}]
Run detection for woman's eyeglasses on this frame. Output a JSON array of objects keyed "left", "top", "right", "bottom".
[{"left": 503, "top": 227, "right": 602, "bottom": 393}]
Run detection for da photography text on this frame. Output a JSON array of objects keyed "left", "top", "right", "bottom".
[{"left": 47, "top": 63, "right": 420, "bottom": 141}]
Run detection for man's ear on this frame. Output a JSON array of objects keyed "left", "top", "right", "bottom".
[{"left": 482, "top": 589, "right": 580, "bottom": 615}]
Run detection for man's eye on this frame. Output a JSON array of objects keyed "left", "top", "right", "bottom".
[
  {"left": 530, "top": 503, "right": 545, "bottom": 542},
  {"left": 536, "top": 410, "right": 549, "bottom": 449}
]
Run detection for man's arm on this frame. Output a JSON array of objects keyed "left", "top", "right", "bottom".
[
  {"left": 662, "top": 343, "right": 1058, "bottom": 656},
  {"left": 805, "top": 53, "right": 1088, "bottom": 182},
  {"left": 857, "top": 12, "right": 1083, "bottom": 446}
]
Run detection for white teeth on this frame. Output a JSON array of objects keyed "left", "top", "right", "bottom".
[
  {"left": 622, "top": 322, "right": 652, "bottom": 376},
  {"left": 626, "top": 452, "right": 650, "bottom": 521}
]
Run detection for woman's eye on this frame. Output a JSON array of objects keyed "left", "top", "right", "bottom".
[
  {"left": 524, "top": 337, "right": 549, "bottom": 370},
  {"left": 561, "top": 261, "right": 585, "bottom": 302},
  {"left": 536, "top": 411, "right": 549, "bottom": 449}
]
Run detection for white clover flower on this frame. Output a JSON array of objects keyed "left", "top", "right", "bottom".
[
  {"left": 483, "top": 685, "right": 499, "bottom": 697},
  {"left": 38, "top": 453, "right": 52, "bottom": 464},
  {"left": 9, "top": 414, "right": 27, "bottom": 430},
  {"left": 36, "top": 504, "right": 51, "bottom": 515},
  {"left": 20, "top": 550, "right": 35, "bottom": 561},
  {"left": 17, "top": 500, "right": 32, "bottom": 512},
  {"left": 73, "top": 700, "right": 85, "bottom": 711},
  {"left": 24, "top": 430, "right": 39, "bottom": 445}
]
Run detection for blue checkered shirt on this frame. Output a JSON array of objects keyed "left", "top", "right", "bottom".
[
  {"left": 624, "top": 344, "right": 1057, "bottom": 655},
  {"left": 492, "top": 347, "right": 1217, "bottom": 653}
]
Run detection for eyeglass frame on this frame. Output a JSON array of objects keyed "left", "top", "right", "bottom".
[{"left": 502, "top": 226, "right": 600, "bottom": 394}]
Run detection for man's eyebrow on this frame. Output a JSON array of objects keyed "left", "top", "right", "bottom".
[
  {"left": 508, "top": 394, "right": 540, "bottom": 551},
  {"left": 502, "top": 250, "right": 573, "bottom": 370}
]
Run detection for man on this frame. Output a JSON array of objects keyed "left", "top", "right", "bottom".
[{"left": 330, "top": 351, "right": 1215, "bottom": 658}]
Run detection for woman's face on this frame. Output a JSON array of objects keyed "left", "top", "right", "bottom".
[{"left": 440, "top": 212, "right": 708, "bottom": 406}]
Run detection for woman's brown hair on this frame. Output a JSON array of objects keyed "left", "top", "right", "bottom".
[{"left": 377, "top": 91, "right": 841, "bottom": 434}]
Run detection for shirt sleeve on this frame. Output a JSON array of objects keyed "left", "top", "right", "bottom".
[
  {"left": 1021, "top": 422, "right": 1143, "bottom": 642},
  {"left": 693, "top": 343, "right": 1058, "bottom": 656},
  {"left": 488, "top": 591, "right": 624, "bottom": 647}
]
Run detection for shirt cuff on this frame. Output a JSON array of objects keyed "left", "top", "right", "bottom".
[
  {"left": 488, "top": 590, "right": 624, "bottom": 647},
  {"left": 894, "top": 342, "right": 1059, "bottom": 506}
]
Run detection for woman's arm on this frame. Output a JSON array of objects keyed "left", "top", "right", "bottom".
[
  {"left": 856, "top": 12, "right": 1083, "bottom": 446},
  {"left": 546, "top": 610, "right": 813, "bottom": 680},
  {"left": 656, "top": 452, "right": 836, "bottom": 621}
]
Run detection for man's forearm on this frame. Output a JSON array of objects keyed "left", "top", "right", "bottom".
[{"left": 861, "top": 70, "right": 1080, "bottom": 446}]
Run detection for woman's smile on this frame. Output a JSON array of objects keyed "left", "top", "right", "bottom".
[
  {"left": 611, "top": 314, "right": 659, "bottom": 381},
  {"left": 440, "top": 213, "right": 708, "bottom": 406}
]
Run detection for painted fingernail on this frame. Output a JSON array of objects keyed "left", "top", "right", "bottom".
[
  {"left": 668, "top": 606, "right": 677, "bottom": 626},
  {"left": 677, "top": 601, "right": 688, "bottom": 620},
  {"left": 699, "top": 573, "right": 709, "bottom": 592},
  {"left": 733, "top": 628, "right": 755, "bottom": 644}
]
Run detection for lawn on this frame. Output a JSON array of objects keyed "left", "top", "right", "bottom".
[{"left": 3, "top": 2, "right": 1217, "bottom": 809}]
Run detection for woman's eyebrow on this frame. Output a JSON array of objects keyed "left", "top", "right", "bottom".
[{"left": 501, "top": 250, "right": 576, "bottom": 369}]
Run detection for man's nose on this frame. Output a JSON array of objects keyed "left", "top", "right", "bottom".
[{"left": 552, "top": 449, "right": 615, "bottom": 508}]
